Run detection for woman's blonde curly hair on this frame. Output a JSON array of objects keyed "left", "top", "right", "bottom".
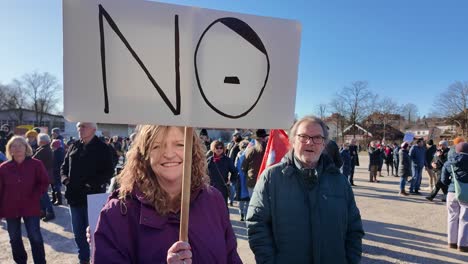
[{"left": 117, "top": 125, "right": 209, "bottom": 215}]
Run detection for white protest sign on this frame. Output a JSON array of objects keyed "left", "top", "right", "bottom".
[
  {"left": 87, "top": 193, "right": 109, "bottom": 253},
  {"left": 63, "top": 0, "right": 301, "bottom": 129}
]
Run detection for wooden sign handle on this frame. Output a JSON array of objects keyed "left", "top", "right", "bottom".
[{"left": 179, "top": 126, "right": 193, "bottom": 242}]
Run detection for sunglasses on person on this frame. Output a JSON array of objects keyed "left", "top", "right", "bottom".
[{"left": 216, "top": 146, "right": 224, "bottom": 150}]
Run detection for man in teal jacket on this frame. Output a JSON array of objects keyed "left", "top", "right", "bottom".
[{"left": 246, "top": 115, "right": 364, "bottom": 263}]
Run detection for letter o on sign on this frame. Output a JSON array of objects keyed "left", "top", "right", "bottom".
[{"left": 194, "top": 17, "right": 270, "bottom": 119}]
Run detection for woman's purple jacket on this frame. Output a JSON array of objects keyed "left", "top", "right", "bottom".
[{"left": 93, "top": 186, "right": 242, "bottom": 264}]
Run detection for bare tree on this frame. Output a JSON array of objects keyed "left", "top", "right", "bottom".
[
  {"left": 17, "top": 72, "right": 61, "bottom": 126},
  {"left": 315, "top": 104, "right": 328, "bottom": 119},
  {"left": 400, "top": 103, "right": 419, "bottom": 124},
  {"left": 329, "top": 99, "right": 347, "bottom": 141},
  {"left": 0, "top": 83, "right": 8, "bottom": 109},
  {"left": 375, "top": 97, "right": 399, "bottom": 141},
  {"left": 333, "top": 81, "right": 375, "bottom": 137},
  {"left": 437, "top": 81, "right": 468, "bottom": 137},
  {"left": 2, "top": 81, "right": 29, "bottom": 124}
]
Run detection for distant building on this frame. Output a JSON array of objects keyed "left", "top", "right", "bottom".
[
  {"left": 0, "top": 109, "right": 65, "bottom": 132},
  {"left": 405, "top": 126, "right": 441, "bottom": 141}
]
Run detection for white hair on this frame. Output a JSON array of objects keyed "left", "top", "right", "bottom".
[
  {"left": 77, "top": 122, "right": 98, "bottom": 130},
  {"left": 37, "top": 133, "right": 51, "bottom": 144}
]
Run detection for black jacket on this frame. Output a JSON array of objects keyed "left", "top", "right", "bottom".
[
  {"left": 207, "top": 155, "right": 238, "bottom": 200},
  {"left": 61, "top": 136, "right": 114, "bottom": 206}
]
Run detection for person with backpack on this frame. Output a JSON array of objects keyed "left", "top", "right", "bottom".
[{"left": 440, "top": 142, "right": 468, "bottom": 252}]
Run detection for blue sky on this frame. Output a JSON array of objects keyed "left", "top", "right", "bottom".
[{"left": 1, "top": 0, "right": 467, "bottom": 118}]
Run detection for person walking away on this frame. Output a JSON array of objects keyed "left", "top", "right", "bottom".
[
  {"left": 393, "top": 142, "right": 400, "bottom": 177},
  {"left": 340, "top": 143, "right": 352, "bottom": 183},
  {"left": 235, "top": 140, "right": 251, "bottom": 221},
  {"left": 349, "top": 138, "right": 360, "bottom": 186},
  {"left": 241, "top": 129, "right": 268, "bottom": 197},
  {"left": 440, "top": 142, "right": 468, "bottom": 252},
  {"left": 51, "top": 139, "right": 65, "bottom": 205},
  {"left": 398, "top": 142, "right": 411, "bottom": 196},
  {"left": 324, "top": 139, "right": 343, "bottom": 169},
  {"left": 61, "top": 122, "right": 114, "bottom": 264},
  {"left": 228, "top": 131, "right": 243, "bottom": 206},
  {"left": 0, "top": 136, "right": 49, "bottom": 264}
]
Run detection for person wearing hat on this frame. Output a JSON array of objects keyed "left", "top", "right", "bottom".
[
  {"left": 51, "top": 127, "right": 65, "bottom": 148},
  {"left": 426, "top": 140, "right": 450, "bottom": 202},
  {"left": 398, "top": 142, "right": 412, "bottom": 196},
  {"left": 241, "top": 129, "right": 268, "bottom": 195},
  {"left": 199, "top": 128, "right": 212, "bottom": 153},
  {"left": 440, "top": 142, "right": 468, "bottom": 252},
  {"left": 25, "top": 130, "right": 39, "bottom": 153},
  {"left": 448, "top": 137, "right": 465, "bottom": 160}
]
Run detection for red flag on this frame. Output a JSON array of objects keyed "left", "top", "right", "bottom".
[{"left": 257, "top": 129, "right": 290, "bottom": 180}]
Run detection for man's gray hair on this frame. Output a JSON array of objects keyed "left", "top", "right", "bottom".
[
  {"left": 77, "top": 122, "right": 98, "bottom": 130},
  {"left": 37, "top": 133, "right": 51, "bottom": 144},
  {"left": 289, "top": 115, "right": 329, "bottom": 146}
]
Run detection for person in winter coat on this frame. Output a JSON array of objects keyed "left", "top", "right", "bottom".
[
  {"left": 393, "top": 142, "right": 400, "bottom": 177},
  {"left": 398, "top": 142, "right": 412, "bottom": 196},
  {"left": 246, "top": 116, "right": 364, "bottom": 264},
  {"left": 349, "top": 138, "right": 360, "bottom": 186},
  {"left": 33, "top": 133, "right": 56, "bottom": 222},
  {"left": 409, "top": 138, "right": 426, "bottom": 194},
  {"left": 235, "top": 140, "right": 251, "bottom": 221},
  {"left": 51, "top": 139, "right": 65, "bottom": 205},
  {"left": 93, "top": 125, "right": 242, "bottom": 263},
  {"left": 425, "top": 139, "right": 437, "bottom": 190},
  {"left": 426, "top": 140, "right": 450, "bottom": 202},
  {"left": 61, "top": 122, "right": 115, "bottom": 264},
  {"left": 0, "top": 123, "right": 14, "bottom": 153},
  {"left": 440, "top": 142, "right": 468, "bottom": 252},
  {"left": 384, "top": 145, "right": 394, "bottom": 176},
  {"left": 207, "top": 140, "right": 238, "bottom": 206},
  {"left": 241, "top": 129, "right": 268, "bottom": 194},
  {"left": 340, "top": 143, "right": 352, "bottom": 182},
  {"left": 0, "top": 136, "right": 49, "bottom": 264},
  {"left": 368, "top": 141, "right": 381, "bottom": 182}
]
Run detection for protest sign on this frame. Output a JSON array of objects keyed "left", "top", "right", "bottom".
[{"left": 63, "top": 0, "right": 301, "bottom": 129}]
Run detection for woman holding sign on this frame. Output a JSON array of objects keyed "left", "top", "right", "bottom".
[{"left": 92, "top": 125, "right": 242, "bottom": 263}]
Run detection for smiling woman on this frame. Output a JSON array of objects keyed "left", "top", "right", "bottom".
[{"left": 92, "top": 125, "right": 243, "bottom": 264}]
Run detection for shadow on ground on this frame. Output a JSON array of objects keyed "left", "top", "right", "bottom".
[{"left": 362, "top": 219, "right": 468, "bottom": 264}]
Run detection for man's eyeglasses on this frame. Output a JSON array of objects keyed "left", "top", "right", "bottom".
[{"left": 296, "top": 134, "right": 325, "bottom": 144}]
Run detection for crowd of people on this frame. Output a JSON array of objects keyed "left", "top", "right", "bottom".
[
  {"left": 1, "top": 116, "right": 467, "bottom": 262},
  {"left": 364, "top": 136, "right": 468, "bottom": 252}
]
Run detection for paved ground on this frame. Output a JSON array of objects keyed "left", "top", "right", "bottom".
[{"left": 1, "top": 153, "right": 467, "bottom": 263}]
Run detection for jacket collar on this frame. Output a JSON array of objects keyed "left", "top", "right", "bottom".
[{"left": 281, "top": 150, "right": 340, "bottom": 178}]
